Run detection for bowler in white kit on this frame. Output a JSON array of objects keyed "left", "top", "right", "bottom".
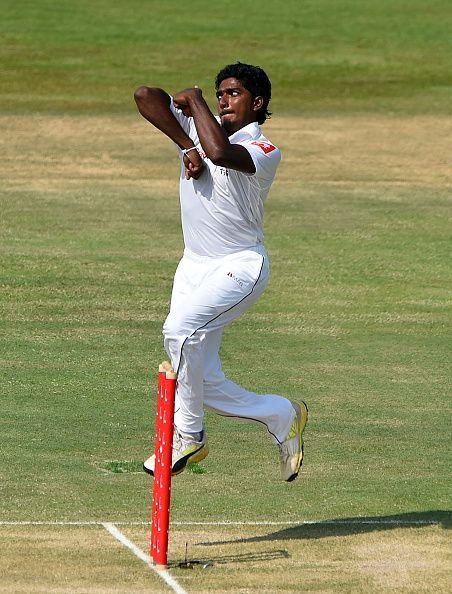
[{"left": 134, "top": 62, "right": 308, "bottom": 481}]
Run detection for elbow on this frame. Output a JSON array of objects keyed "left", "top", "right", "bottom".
[
  {"left": 208, "top": 146, "right": 229, "bottom": 166},
  {"left": 133, "top": 87, "right": 171, "bottom": 123},
  {"left": 134, "top": 85, "right": 150, "bottom": 104},
  {"left": 133, "top": 86, "right": 165, "bottom": 105}
]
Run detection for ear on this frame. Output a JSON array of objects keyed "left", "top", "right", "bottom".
[{"left": 253, "top": 96, "right": 264, "bottom": 112}]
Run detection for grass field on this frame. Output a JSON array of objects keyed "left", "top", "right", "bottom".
[
  {"left": 1, "top": 1, "right": 451, "bottom": 592},
  {"left": 2, "top": 0, "right": 452, "bottom": 116}
]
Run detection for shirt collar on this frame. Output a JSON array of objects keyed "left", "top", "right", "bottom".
[{"left": 228, "top": 121, "right": 261, "bottom": 143}]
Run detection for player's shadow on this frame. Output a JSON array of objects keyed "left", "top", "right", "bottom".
[
  {"left": 197, "top": 511, "right": 451, "bottom": 547},
  {"left": 171, "top": 549, "right": 290, "bottom": 569}
]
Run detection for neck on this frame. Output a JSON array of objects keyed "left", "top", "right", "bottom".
[{"left": 222, "top": 119, "right": 257, "bottom": 137}]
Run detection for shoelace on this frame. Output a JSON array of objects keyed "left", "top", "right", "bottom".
[
  {"left": 173, "top": 428, "right": 199, "bottom": 454},
  {"left": 172, "top": 428, "right": 185, "bottom": 454}
]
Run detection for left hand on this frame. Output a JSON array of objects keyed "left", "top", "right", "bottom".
[
  {"left": 173, "top": 87, "right": 202, "bottom": 118},
  {"left": 183, "top": 150, "right": 204, "bottom": 180}
]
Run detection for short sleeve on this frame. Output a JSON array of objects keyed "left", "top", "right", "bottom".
[{"left": 241, "top": 140, "right": 281, "bottom": 180}]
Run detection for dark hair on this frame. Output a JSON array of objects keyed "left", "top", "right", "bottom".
[{"left": 215, "top": 62, "right": 272, "bottom": 125}]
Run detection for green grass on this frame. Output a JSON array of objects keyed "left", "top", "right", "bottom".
[
  {"left": 0, "top": 2, "right": 451, "bottom": 590},
  {"left": 1, "top": 115, "right": 450, "bottom": 524},
  {"left": 1, "top": 0, "right": 452, "bottom": 115}
]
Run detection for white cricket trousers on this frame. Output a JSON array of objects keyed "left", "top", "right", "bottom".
[{"left": 162, "top": 245, "right": 296, "bottom": 444}]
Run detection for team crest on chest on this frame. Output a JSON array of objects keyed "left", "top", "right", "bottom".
[{"left": 251, "top": 140, "right": 276, "bottom": 154}]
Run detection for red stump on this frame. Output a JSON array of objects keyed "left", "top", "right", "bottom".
[{"left": 150, "top": 364, "right": 177, "bottom": 567}]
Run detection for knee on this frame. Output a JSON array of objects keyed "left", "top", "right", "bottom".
[
  {"left": 203, "top": 368, "right": 225, "bottom": 385},
  {"left": 163, "top": 316, "right": 203, "bottom": 350},
  {"left": 162, "top": 316, "right": 178, "bottom": 342},
  {"left": 162, "top": 318, "right": 184, "bottom": 358}
]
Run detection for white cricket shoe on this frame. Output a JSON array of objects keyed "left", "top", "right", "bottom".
[
  {"left": 143, "top": 427, "right": 208, "bottom": 477},
  {"left": 278, "top": 401, "right": 308, "bottom": 481}
]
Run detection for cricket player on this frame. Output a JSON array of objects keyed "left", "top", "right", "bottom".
[{"left": 134, "top": 62, "right": 307, "bottom": 481}]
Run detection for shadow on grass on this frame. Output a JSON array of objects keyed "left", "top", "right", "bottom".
[
  {"left": 170, "top": 549, "right": 290, "bottom": 569},
  {"left": 197, "top": 511, "right": 451, "bottom": 546}
]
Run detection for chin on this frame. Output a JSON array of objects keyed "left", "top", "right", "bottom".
[
  {"left": 222, "top": 120, "right": 233, "bottom": 134},
  {"left": 222, "top": 118, "right": 240, "bottom": 135}
]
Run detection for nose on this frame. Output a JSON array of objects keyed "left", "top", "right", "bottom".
[{"left": 218, "top": 93, "right": 228, "bottom": 110}]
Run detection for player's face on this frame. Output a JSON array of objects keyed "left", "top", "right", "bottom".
[{"left": 216, "top": 77, "right": 262, "bottom": 135}]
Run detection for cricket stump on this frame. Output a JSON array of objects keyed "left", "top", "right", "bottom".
[{"left": 150, "top": 362, "right": 177, "bottom": 568}]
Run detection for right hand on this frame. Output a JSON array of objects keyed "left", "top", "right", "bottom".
[
  {"left": 173, "top": 87, "right": 202, "bottom": 118},
  {"left": 183, "top": 149, "right": 204, "bottom": 180}
]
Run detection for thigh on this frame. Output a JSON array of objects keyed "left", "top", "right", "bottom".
[
  {"left": 168, "top": 257, "right": 192, "bottom": 315},
  {"left": 164, "top": 249, "right": 269, "bottom": 339}
]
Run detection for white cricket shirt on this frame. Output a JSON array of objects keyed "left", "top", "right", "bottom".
[{"left": 170, "top": 100, "right": 281, "bottom": 257}]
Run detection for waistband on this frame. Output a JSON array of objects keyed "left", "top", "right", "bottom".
[{"left": 183, "top": 244, "right": 267, "bottom": 263}]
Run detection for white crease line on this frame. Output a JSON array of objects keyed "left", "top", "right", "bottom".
[
  {"left": 102, "top": 522, "right": 188, "bottom": 594},
  {"left": 0, "top": 519, "right": 442, "bottom": 526},
  {"left": 0, "top": 521, "right": 105, "bottom": 525},
  {"left": 171, "top": 519, "right": 442, "bottom": 526}
]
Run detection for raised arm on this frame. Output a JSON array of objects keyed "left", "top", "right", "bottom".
[
  {"left": 134, "top": 87, "right": 192, "bottom": 148},
  {"left": 172, "top": 88, "right": 256, "bottom": 174},
  {"left": 133, "top": 86, "right": 204, "bottom": 179}
]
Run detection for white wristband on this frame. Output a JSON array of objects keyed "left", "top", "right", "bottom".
[{"left": 182, "top": 147, "right": 198, "bottom": 155}]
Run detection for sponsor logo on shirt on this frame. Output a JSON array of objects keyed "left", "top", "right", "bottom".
[
  {"left": 219, "top": 167, "right": 229, "bottom": 177},
  {"left": 251, "top": 140, "right": 276, "bottom": 154},
  {"left": 227, "top": 271, "right": 244, "bottom": 287}
]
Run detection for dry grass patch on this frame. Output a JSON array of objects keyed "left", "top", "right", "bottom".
[
  {"left": 1, "top": 115, "right": 451, "bottom": 192},
  {"left": 126, "top": 523, "right": 451, "bottom": 593},
  {"left": 0, "top": 526, "right": 164, "bottom": 593},
  {"left": 272, "top": 116, "right": 452, "bottom": 186},
  {"left": 0, "top": 115, "right": 178, "bottom": 193},
  {"left": 2, "top": 523, "right": 449, "bottom": 593}
]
